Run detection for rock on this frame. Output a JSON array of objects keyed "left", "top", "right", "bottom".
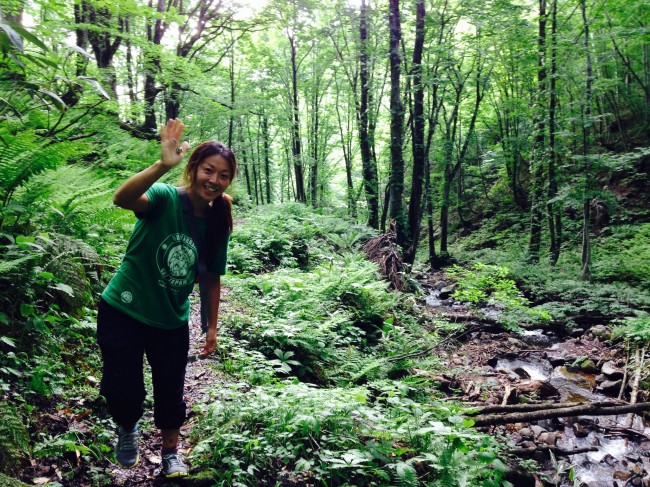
[
  {"left": 601, "top": 360, "right": 624, "bottom": 380},
  {"left": 570, "top": 328, "right": 585, "bottom": 337},
  {"left": 507, "top": 337, "right": 527, "bottom": 348},
  {"left": 538, "top": 432, "right": 557, "bottom": 445},
  {"left": 530, "top": 425, "right": 546, "bottom": 437},
  {"left": 590, "top": 324, "right": 610, "bottom": 340},
  {"left": 514, "top": 380, "right": 560, "bottom": 399},
  {"left": 595, "top": 374, "right": 607, "bottom": 383},
  {"left": 432, "top": 280, "right": 447, "bottom": 290},
  {"left": 547, "top": 354, "right": 567, "bottom": 367},
  {"left": 597, "top": 379, "right": 623, "bottom": 396},
  {"left": 613, "top": 470, "right": 633, "bottom": 481},
  {"left": 579, "top": 358, "right": 599, "bottom": 373},
  {"left": 639, "top": 441, "right": 650, "bottom": 457},
  {"left": 519, "top": 427, "right": 534, "bottom": 439},
  {"left": 573, "top": 423, "right": 589, "bottom": 438},
  {"left": 520, "top": 440, "right": 536, "bottom": 449},
  {"left": 439, "top": 284, "right": 457, "bottom": 299},
  {"left": 642, "top": 475, "right": 650, "bottom": 487},
  {"left": 513, "top": 367, "right": 531, "bottom": 379}
]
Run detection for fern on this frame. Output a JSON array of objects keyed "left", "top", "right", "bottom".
[{"left": 0, "top": 402, "right": 30, "bottom": 474}]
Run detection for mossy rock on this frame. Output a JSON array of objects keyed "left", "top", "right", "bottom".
[{"left": 579, "top": 359, "right": 599, "bottom": 373}]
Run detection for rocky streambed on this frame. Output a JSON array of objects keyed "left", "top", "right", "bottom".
[{"left": 421, "top": 279, "right": 650, "bottom": 487}]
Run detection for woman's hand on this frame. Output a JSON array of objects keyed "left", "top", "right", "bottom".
[
  {"left": 199, "top": 327, "right": 218, "bottom": 358},
  {"left": 160, "top": 118, "right": 191, "bottom": 169}
]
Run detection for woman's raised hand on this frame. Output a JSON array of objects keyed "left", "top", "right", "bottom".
[{"left": 160, "top": 118, "right": 191, "bottom": 169}]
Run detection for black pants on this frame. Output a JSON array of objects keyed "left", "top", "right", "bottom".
[{"left": 97, "top": 299, "right": 189, "bottom": 430}]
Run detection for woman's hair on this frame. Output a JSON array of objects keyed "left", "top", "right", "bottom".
[{"left": 183, "top": 141, "right": 237, "bottom": 262}]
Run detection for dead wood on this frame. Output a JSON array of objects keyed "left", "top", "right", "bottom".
[
  {"left": 471, "top": 401, "right": 650, "bottom": 427},
  {"left": 469, "top": 400, "right": 625, "bottom": 415},
  {"left": 625, "top": 345, "right": 646, "bottom": 428},
  {"left": 363, "top": 222, "right": 406, "bottom": 291},
  {"left": 509, "top": 446, "right": 598, "bottom": 457}
]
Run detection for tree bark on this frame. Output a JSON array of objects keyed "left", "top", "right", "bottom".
[
  {"left": 404, "top": 0, "right": 426, "bottom": 265},
  {"left": 547, "top": 0, "right": 561, "bottom": 266},
  {"left": 388, "top": 0, "right": 406, "bottom": 246},
  {"left": 580, "top": 0, "right": 593, "bottom": 281},
  {"left": 528, "top": 0, "right": 547, "bottom": 263},
  {"left": 471, "top": 401, "right": 650, "bottom": 427},
  {"left": 289, "top": 32, "right": 306, "bottom": 202},
  {"left": 359, "top": 0, "right": 380, "bottom": 228}
]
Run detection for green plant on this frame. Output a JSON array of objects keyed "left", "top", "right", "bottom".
[{"left": 0, "top": 402, "right": 30, "bottom": 474}]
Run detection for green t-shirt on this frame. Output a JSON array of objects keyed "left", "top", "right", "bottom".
[{"left": 102, "top": 183, "right": 229, "bottom": 329}]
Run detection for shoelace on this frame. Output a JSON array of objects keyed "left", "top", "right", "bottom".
[
  {"left": 163, "top": 453, "right": 185, "bottom": 468},
  {"left": 118, "top": 432, "right": 138, "bottom": 453}
]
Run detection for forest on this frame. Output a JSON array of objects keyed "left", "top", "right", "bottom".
[{"left": 1, "top": 0, "right": 649, "bottom": 485}]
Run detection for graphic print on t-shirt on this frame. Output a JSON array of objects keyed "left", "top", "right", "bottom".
[{"left": 156, "top": 233, "right": 197, "bottom": 288}]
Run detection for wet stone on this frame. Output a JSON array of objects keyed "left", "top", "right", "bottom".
[
  {"left": 531, "top": 425, "right": 546, "bottom": 437},
  {"left": 519, "top": 427, "right": 533, "bottom": 439},
  {"left": 439, "top": 285, "right": 456, "bottom": 299},
  {"left": 613, "top": 470, "right": 633, "bottom": 481},
  {"left": 601, "top": 360, "right": 624, "bottom": 380},
  {"left": 538, "top": 432, "right": 557, "bottom": 445},
  {"left": 597, "top": 379, "right": 623, "bottom": 395},
  {"left": 513, "top": 367, "right": 531, "bottom": 379}
]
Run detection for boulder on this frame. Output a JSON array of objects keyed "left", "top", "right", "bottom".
[
  {"left": 538, "top": 432, "right": 557, "bottom": 445},
  {"left": 578, "top": 358, "right": 599, "bottom": 373},
  {"left": 530, "top": 425, "right": 546, "bottom": 437},
  {"left": 432, "top": 280, "right": 447, "bottom": 290},
  {"left": 439, "top": 284, "right": 457, "bottom": 299},
  {"left": 597, "top": 379, "right": 623, "bottom": 396},
  {"left": 601, "top": 360, "right": 624, "bottom": 379},
  {"left": 590, "top": 324, "right": 611, "bottom": 340}
]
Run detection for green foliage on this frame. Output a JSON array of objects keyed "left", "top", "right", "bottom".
[
  {"left": 592, "top": 224, "right": 650, "bottom": 286},
  {"left": 190, "top": 382, "right": 507, "bottom": 486},
  {"left": 0, "top": 402, "right": 30, "bottom": 474},
  {"left": 611, "top": 313, "right": 650, "bottom": 344},
  {"left": 447, "top": 263, "right": 550, "bottom": 328}
]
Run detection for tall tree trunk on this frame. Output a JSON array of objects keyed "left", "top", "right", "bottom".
[
  {"left": 228, "top": 44, "right": 235, "bottom": 147},
  {"left": 289, "top": 33, "right": 306, "bottom": 202},
  {"left": 528, "top": 0, "right": 547, "bottom": 263},
  {"left": 388, "top": 0, "right": 406, "bottom": 245},
  {"left": 404, "top": 0, "right": 426, "bottom": 264},
  {"left": 335, "top": 84, "right": 356, "bottom": 217},
  {"left": 359, "top": 0, "right": 380, "bottom": 228},
  {"left": 309, "top": 88, "right": 320, "bottom": 207},
  {"left": 580, "top": 0, "right": 593, "bottom": 281},
  {"left": 547, "top": 0, "right": 562, "bottom": 266},
  {"left": 142, "top": 0, "right": 168, "bottom": 134},
  {"left": 262, "top": 115, "right": 272, "bottom": 204}
]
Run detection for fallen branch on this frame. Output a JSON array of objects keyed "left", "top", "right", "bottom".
[
  {"left": 509, "top": 446, "right": 598, "bottom": 458},
  {"left": 471, "top": 401, "right": 650, "bottom": 427},
  {"left": 468, "top": 400, "right": 625, "bottom": 415},
  {"left": 625, "top": 345, "right": 647, "bottom": 428}
]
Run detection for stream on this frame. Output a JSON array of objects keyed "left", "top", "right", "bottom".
[{"left": 424, "top": 286, "right": 650, "bottom": 487}]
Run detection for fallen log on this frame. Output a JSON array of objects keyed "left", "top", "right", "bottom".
[
  {"left": 470, "top": 401, "right": 650, "bottom": 427},
  {"left": 468, "top": 400, "right": 625, "bottom": 415},
  {"left": 509, "top": 446, "right": 598, "bottom": 458}
]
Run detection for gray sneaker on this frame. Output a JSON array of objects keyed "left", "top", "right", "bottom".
[
  {"left": 162, "top": 452, "right": 189, "bottom": 478},
  {"left": 115, "top": 425, "right": 139, "bottom": 468}
]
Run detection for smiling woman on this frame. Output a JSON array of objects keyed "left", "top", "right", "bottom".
[{"left": 97, "top": 119, "right": 236, "bottom": 479}]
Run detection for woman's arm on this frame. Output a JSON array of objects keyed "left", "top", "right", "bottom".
[
  {"left": 199, "top": 272, "right": 221, "bottom": 358},
  {"left": 113, "top": 118, "right": 190, "bottom": 212}
]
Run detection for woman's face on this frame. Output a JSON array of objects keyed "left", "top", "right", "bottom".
[{"left": 190, "top": 154, "right": 233, "bottom": 204}]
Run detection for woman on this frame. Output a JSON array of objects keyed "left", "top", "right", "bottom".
[{"left": 97, "top": 119, "right": 235, "bottom": 478}]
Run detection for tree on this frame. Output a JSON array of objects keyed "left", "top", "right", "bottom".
[{"left": 388, "top": 0, "right": 406, "bottom": 245}]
